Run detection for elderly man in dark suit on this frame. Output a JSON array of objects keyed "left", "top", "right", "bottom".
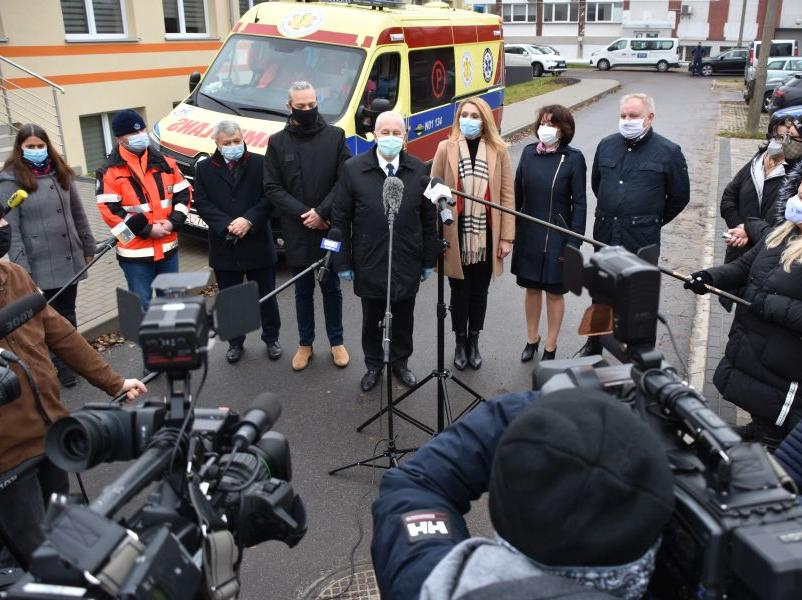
[{"left": 194, "top": 120, "right": 280, "bottom": 364}]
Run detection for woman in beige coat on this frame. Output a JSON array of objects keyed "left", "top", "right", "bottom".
[{"left": 430, "top": 97, "right": 515, "bottom": 370}]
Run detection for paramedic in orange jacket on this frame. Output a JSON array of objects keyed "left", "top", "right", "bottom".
[{"left": 96, "top": 110, "right": 191, "bottom": 311}]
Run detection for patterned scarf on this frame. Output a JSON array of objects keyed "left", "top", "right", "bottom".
[
  {"left": 536, "top": 141, "right": 558, "bottom": 154},
  {"left": 457, "top": 137, "right": 489, "bottom": 265},
  {"left": 498, "top": 535, "right": 659, "bottom": 600},
  {"left": 24, "top": 156, "right": 52, "bottom": 177}
]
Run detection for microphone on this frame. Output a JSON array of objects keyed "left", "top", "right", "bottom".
[
  {"left": 0, "top": 293, "right": 47, "bottom": 339},
  {"left": 95, "top": 236, "right": 117, "bottom": 254},
  {"left": 382, "top": 176, "right": 404, "bottom": 217},
  {"left": 316, "top": 227, "right": 343, "bottom": 284},
  {"left": 421, "top": 176, "right": 455, "bottom": 226},
  {"left": 1, "top": 189, "right": 28, "bottom": 217},
  {"left": 231, "top": 392, "right": 282, "bottom": 449}
]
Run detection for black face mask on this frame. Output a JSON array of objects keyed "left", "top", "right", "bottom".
[
  {"left": 291, "top": 106, "right": 319, "bottom": 128},
  {"left": 0, "top": 225, "right": 11, "bottom": 259}
]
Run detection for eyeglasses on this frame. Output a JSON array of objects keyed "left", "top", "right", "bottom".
[{"left": 784, "top": 133, "right": 802, "bottom": 143}]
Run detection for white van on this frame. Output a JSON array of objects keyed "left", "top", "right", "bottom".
[{"left": 590, "top": 38, "right": 680, "bottom": 72}]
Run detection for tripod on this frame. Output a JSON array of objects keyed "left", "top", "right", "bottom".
[
  {"left": 356, "top": 212, "right": 484, "bottom": 437},
  {"left": 329, "top": 203, "right": 417, "bottom": 474},
  {"left": 45, "top": 236, "right": 117, "bottom": 306}
]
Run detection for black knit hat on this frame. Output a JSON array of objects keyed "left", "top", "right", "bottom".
[
  {"left": 488, "top": 389, "right": 674, "bottom": 567},
  {"left": 111, "top": 109, "right": 146, "bottom": 137}
]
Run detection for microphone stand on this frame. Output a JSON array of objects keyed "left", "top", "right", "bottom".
[
  {"left": 357, "top": 205, "right": 484, "bottom": 436},
  {"left": 45, "top": 237, "right": 117, "bottom": 307},
  {"left": 258, "top": 255, "right": 327, "bottom": 305},
  {"left": 329, "top": 205, "right": 417, "bottom": 475},
  {"left": 447, "top": 188, "right": 749, "bottom": 307}
]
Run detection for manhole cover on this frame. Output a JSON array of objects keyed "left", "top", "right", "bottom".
[{"left": 302, "top": 562, "right": 380, "bottom": 600}]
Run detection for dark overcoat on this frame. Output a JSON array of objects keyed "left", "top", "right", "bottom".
[
  {"left": 332, "top": 149, "right": 437, "bottom": 301},
  {"left": 510, "top": 144, "right": 587, "bottom": 284},
  {"left": 263, "top": 117, "right": 350, "bottom": 267},
  {"left": 193, "top": 149, "right": 275, "bottom": 271},
  {"left": 591, "top": 129, "right": 690, "bottom": 254}
]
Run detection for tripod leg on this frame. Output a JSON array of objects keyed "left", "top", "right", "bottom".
[{"left": 356, "top": 372, "right": 436, "bottom": 432}]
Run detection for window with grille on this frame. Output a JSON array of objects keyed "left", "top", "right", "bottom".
[
  {"left": 239, "top": 0, "right": 256, "bottom": 17},
  {"left": 163, "top": 0, "right": 208, "bottom": 37},
  {"left": 61, "top": 0, "right": 126, "bottom": 39}
]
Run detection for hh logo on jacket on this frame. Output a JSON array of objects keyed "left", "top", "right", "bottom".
[{"left": 403, "top": 511, "right": 452, "bottom": 543}]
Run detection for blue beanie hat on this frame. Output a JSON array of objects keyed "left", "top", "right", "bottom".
[{"left": 112, "top": 110, "right": 146, "bottom": 137}]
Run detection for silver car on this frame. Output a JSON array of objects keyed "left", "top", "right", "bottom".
[
  {"left": 747, "top": 58, "right": 802, "bottom": 112},
  {"left": 504, "top": 44, "right": 567, "bottom": 78}
]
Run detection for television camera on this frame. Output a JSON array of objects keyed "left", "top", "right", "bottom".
[
  {"left": 532, "top": 245, "right": 802, "bottom": 600},
  {"left": 2, "top": 273, "right": 306, "bottom": 599}
]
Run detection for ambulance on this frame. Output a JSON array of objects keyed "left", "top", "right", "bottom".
[{"left": 151, "top": 0, "right": 506, "bottom": 236}]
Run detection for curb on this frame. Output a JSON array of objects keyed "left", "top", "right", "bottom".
[{"left": 501, "top": 79, "right": 622, "bottom": 139}]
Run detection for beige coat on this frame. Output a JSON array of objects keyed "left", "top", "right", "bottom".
[{"left": 430, "top": 138, "right": 515, "bottom": 279}]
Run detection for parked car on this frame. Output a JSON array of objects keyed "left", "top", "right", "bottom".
[
  {"left": 700, "top": 48, "right": 747, "bottom": 76},
  {"left": 770, "top": 74, "right": 802, "bottom": 114},
  {"left": 589, "top": 38, "right": 679, "bottom": 72},
  {"left": 747, "top": 39, "right": 799, "bottom": 73},
  {"left": 504, "top": 44, "right": 567, "bottom": 77}
]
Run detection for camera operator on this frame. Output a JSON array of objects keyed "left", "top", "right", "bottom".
[
  {"left": 371, "top": 389, "right": 674, "bottom": 600},
  {"left": 685, "top": 200, "right": 802, "bottom": 449},
  {"left": 0, "top": 219, "right": 146, "bottom": 569}
]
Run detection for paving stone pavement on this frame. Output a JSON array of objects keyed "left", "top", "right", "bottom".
[
  {"left": 719, "top": 100, "right": 769, "bottom": 133},
  {"left": 74, "top": 177, "right": 211, "bottom": 336}
]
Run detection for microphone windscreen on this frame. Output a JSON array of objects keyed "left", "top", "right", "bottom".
[
  {"left": 0, "top": 292, "right": 47, "bottom": 339},
  {"left": 327, "top": 227, "right": 343, "bottom": 242},
  {"left": 382, "top": 176, "right": 404, "bottom": 214},
  {"left": 249, "top": 392, "right": 282, "bottom": 427},
  {"left": 7, "top": 190, "right": 28, "bottom": 209}
]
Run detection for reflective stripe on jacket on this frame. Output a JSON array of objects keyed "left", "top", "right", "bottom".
[{"left": 96, "top": 145, "right": 191, "bottom": 261}]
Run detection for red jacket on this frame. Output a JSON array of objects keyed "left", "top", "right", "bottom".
[{"left": 96, "top": 145, "right": 191, "bottom": 261}]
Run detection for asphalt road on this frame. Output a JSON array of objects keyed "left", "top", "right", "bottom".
[{"left": 60, "top": 68, "right": 719, "bottom": 599}]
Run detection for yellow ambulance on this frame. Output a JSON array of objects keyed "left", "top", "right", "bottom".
[{"left": 150, "top": 0, "right": 505, "bottom": 233}]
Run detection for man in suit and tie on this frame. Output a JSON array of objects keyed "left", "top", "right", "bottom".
[{"left": 194, "top": 120, "right": 281, "bottom": 364}]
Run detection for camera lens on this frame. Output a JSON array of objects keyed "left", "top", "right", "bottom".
[{"left": 45, "top": 409, "right": 130, "bottom": 472}]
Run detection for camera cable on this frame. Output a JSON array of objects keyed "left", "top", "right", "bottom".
[{"left": 657, "top": 313, "right": 688, "bottom": 381}]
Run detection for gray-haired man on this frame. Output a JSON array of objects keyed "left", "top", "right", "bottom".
[
  {"left": 264, "top": 81, "right": 352, "bottom": 371},
  {"left": 194, "top": 120, "right": 281, "bottom": 364}
]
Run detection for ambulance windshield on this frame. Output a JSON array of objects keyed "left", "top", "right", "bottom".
[{"left": 196, "top": 35, "right": 365, "bottom": 122}]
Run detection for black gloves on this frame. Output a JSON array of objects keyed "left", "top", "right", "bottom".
[
  {"left": 684, "top": 270, "right": 713, "bottom": 295},
  {"left": 748, "top": 295, "right": 766, "bottom": 317}
]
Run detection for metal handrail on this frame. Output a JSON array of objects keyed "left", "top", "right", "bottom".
[
  {"left": 1, "top": 80, "right": 60, "bottom": 110},
  {"left": 3, "top": 101, "right": 61, "bottom": 130},
  {"left": 0, "top": 56, "right": 64, "bottom": 94},
  {"left": 3, "top": 93, "right": 61, "bottom": 124}
]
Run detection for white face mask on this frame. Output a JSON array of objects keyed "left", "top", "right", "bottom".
[
  {"left": 619, "top": 118, "right": 646, "bottom": 140},
  {"left": 785, "top": 194, "right": 802, "bottom": 224},
  {"left": 767, "top": 138, "right": 785, "bottom": 158},
  {"left": 538, "top": 125, "right": 560, "bottom": 146}
]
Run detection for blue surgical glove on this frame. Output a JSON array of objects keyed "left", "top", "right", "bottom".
[
  {"left": 338, "top": 270, "right": 355, "bottom": 282},
  {"left": 420, "top": 268, "right": 433, "bottom": 282}
]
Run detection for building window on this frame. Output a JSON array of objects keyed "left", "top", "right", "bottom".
[
  {"left": 543, "top": 2, "right": 578, "bottom": 23},
  {"left": 501, "top": 3, "right": 536, "bottom": 23},
  {"left": 61, "top": 0, "right": 127, "bottom": 40},
  {"left": 163, "top": 0, "right": 208, "bottom": 38},
  {"left": 238, "top": 0, "right": 255, "bottom": 16},
  {"left": 586, "top": 2, "right": 623, "bottom": 23}
]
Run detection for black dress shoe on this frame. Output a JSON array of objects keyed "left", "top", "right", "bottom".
[
  {"left": 542, "top": 347, "right": 557, "bottom": 361},
  {"left": 360, "top": 369, "right": 382, "bottom": 392},
  {"left": 392, "top": 367, "right": 417, "bottom": 388},
  {"left": 520, "top": 339, "right": 540, "bottom": 362},
  {"left": 57, "top": 366, "right": 77, "bottom": 388},
  {"left": 266, "top": 341, "right": 282, "bottom": 360},
  {"left": 226, "top": 345, "right": 244, "bottom": 364},
  {"left": 467, "top": 331, "right": 482, "bottom": 370},
  {"left": 454, "top": 334, "right": 468, "bottom": 370},
  {"left": 577, "top": 337, "right": 603, "bottom": 358}
]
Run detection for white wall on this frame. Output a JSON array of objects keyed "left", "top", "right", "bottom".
[
  {"left": 542, "top": 23, "right": 578, "bottom": 37},
  {"left": 585, "top": 22, "right": 622, "bottom": 38},
  {"left": 779, "top": 0, "right": 802, "bottom": 29}
]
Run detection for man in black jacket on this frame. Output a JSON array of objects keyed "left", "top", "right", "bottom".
[
  {"left": 264, "top": 82, "right": 351, "bottom": 372},
  {"left": 194, "top": 121, "right": 280, "bottom": 364},
  {"left": 333, "top": 111, "right": 437, "bottom": 392},
  {"left": 581, "top": 92, "right": 690, "bottom": 356}
]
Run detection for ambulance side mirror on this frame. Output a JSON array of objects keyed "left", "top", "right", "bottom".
[{"left": 189, "top": 72, "right": 201, "bottom": 94}]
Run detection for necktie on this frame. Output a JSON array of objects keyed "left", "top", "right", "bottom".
[
  {"left": 227, "top": 161, "right": 235, "bottom": 171},
  {"left": 386, "top": 164, "right": 394, "bottom": 177}
]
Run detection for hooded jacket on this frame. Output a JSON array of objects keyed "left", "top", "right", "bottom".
[
  {"left": 263, "top": 115, "right": 350, "bottom": 268},
  {"left": 774, "top": 159, "right": 802, "bottom": 226}
]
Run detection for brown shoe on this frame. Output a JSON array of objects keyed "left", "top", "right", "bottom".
[
  {"left": 331, "top": 345, "right": 350, "bottom": 368},
  {"left": 292, "top": 346, "right": 313, "bottom": 371}
]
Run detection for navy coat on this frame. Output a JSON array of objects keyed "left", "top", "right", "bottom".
[
  {"left": 193, "top": 149, "right": 276, "bottom": 272},
  {"left": 591, "top": 129, "right": 690, "bottom": 254},
  {"left": 510, "top": 144, "right": 587, "bottom": 284},
  {"left": 371, "top": 391, "right": 536, "bottom": 600},
  {"left": 331, "top": 149, "right": 437, "bottom": 301}
]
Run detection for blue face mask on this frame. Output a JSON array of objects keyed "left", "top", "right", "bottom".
[
  {"left": 22, "top": 147, "right": 48, "bottom": 164},
  {"left": 377, "top": 135, "right": 403, "bottom": 159},
  {"left": 459, "top": 117, "right": 483, "bottom": 139},
  {"left": 123, "top": 132, "right": 150, "bottom": 153},
  {"left": 220, "top": 143, "right": 244, "bottom": 162}
]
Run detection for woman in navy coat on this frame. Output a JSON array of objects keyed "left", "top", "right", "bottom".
[{"left": 511, "top": 105, "right": 586, "bottom": 362}]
